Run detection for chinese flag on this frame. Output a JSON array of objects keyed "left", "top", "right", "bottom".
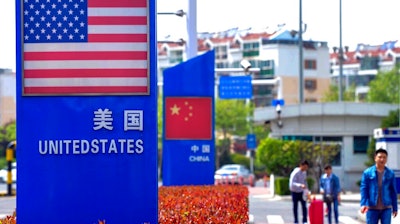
[{"left": 165, "top": 97, "right": 212, "bottom": 140}]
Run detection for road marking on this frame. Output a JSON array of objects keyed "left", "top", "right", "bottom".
[
  {"left": 266, "top": 215, "right": 285, "bottom": 224},
  {"left": 261, "top": 215, "right": 365, "bottom": 224},
  {"left": 248, "top": 214, "right": 254, "bottom": 223},
  {"left": 339, "top": 215, "right": 363, "bottom": 224}
]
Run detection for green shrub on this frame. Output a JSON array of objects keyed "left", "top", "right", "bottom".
[
  {"left": 274, "top": 177, "right": 316, "bottom": 195},
  {"left": 274, "top": 177, "right": 290, "bottom": 195},
  {"left": 307, "top": 177, "right": 315, "bottom": 192}
]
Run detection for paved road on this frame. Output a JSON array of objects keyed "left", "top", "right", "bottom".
[
  {"left": 248, "top": 180, "right": 400, "bottom": 224},
  {"left": 0, "top": 183, "right": 16, "bottom": 218},
  {"left": 0, "top": 181, "right": 397, "bottom": 224}
]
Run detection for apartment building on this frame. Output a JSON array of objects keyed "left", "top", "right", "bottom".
[
  {"left": 158, "top": 29, "right": 332, "bottom": 107},
  {"left": 330, "top": 41, "right": 400, "bottom": 101},
  {"left": 0, "top": 69, "right": 16, "bottom": 126}
]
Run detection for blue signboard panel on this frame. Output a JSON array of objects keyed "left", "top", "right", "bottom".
[
  {"left": 246, "top": 134, "right": 257, "bottom": 150},
  {"left": 272, "top": 99, "right": 285, "bottom": 106},
  {"left": 219, "top": 76, "right": 253, "bottom": 99},
  {"left": 162, "top": 50, "right": 215, "bottom": 186},
  {"left": 16, "top": 0, "right": 158, "bottom": 223}
]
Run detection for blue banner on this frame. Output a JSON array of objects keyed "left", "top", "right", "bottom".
[
  {"left": 219, "top": 75, "right": 253, "bottom": 99},
  {"left": 162, "top": 50, "right": 215, "bottom": 186},
  {"left": 16, "top": 0, "right": 158, "bottom": 223},
  {"left": 246, "top": 134, "right": 257, "bottom": 150}
]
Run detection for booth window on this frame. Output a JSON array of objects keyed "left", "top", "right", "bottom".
[{"left": 353, "top": 136, "right": 369, "bottom": 153}]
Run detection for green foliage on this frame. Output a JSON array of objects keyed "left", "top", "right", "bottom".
[
  {"left": 215, "top": 99, "right": 251, "bottom": 168},
  {"left": 381, "top": 109, "right": 400, "bottom": 128},
  {"left": 365, "top": 139, "right": 376, "bottom": 167},
  {"left": 307, "top": 177, "right": 315, "bottom": 192},
  {"left": 215, "top": 99, "right": 249, "bottom": 136},
  {"left": 273, "top": 177, "right": 316, "bottom": 196},
  {"left": 256, "top": 138, "right": 298, "bottom": 176},
  {"left": 230, "top": 153, "right": 250, "bottom": 168},
  {"left": 256, "top": 137, "right": 340, "bottom": 191},
  {"left": 0, "top": 121, "right": 16, "bottom": 157},
  {"left": 321, "top": 84, "right": 356, "bottom": 102},
  {"left": 367, "top": 66, "right": 400, "bottom": 103},
  {"left": 274, "top": 177, "right": 290, "bottom": 195},
  {"left": 157, "top": 93, "right": 163, "bottom": 149}
]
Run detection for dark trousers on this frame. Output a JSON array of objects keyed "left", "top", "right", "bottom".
[
  {"left": 291, "top": 191, "right": 307, "bottom": 224},
  {"left": 326, "top": 198, "right": 339, "bottom": 224}
]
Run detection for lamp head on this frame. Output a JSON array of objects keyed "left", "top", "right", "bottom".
[{"left": 240, "top": 59, "right": 252, "bottom": 73}]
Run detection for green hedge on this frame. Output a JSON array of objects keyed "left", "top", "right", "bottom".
[{"left": 274, "top": 177, "right": 315, "bottom": 195}]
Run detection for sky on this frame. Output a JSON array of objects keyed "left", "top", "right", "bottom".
[{"left": 1, "top": 0, "right": 400, "bottom": 72}]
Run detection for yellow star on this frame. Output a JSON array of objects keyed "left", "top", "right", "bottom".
[{"left": 170, "top": 104, "right": 180, "bottom": 115}]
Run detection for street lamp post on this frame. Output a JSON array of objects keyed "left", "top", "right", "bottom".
[
  {"left": 338, "top": 0, "right": 344, "bottom": 101},
  {"left": 299, "top": 0, "right": 304, "bottom": 104}
]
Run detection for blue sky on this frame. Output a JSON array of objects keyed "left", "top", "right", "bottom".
[{"left": 1, "top": 0, "right": 400, "bottom": 72}]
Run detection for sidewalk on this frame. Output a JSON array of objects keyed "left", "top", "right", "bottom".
[{"left": 248, "top": 186, "right": 400, "bottom": 223}]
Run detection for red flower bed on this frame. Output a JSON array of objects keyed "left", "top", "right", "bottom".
[
  {"left": 0, "top": 185, "right": 249, "bottom": 223},
  {"left": 159, "top": 185, "right": 249, "bottom": 224}
]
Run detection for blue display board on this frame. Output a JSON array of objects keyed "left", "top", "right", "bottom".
[
  {"left": 246, "top": 134, "right": 256, "bottom": 150},
  {"left": 16, "top": 0, "right": 158, "bottom": 223},
  {"left": 162, "top": 50, "right": 215, "bottom": 186},
  {"left": 219, "top": 75, "right": 253, "bottom": 99}
]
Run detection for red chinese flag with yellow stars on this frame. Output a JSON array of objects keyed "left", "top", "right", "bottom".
[{"left": 165, "top": 97, "right": 212, "bottom": 140}]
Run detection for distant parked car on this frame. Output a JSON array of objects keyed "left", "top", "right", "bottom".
[
  {"left": 214, "top": 164, "right": 255, "bottom": 187},
  {"left": 0, "top": 162, "right": 16, "bottom": 183}
]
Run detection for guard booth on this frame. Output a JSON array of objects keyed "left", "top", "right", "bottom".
[{"left": 374, "top": 127, "right": 400, "bottom": 193}]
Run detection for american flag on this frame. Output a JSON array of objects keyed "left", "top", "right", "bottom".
[{"left": 23, "top": 0, "right": 149, "bottom": 95}]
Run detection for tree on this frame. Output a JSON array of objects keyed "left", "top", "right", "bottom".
[
  {"left": 367, "top": 66, "right": 400, "bottom": 103},
  {"left": 380, "top": 109, "right": 400, "bottom": 128},
  {"left": 0, "top": 121, "right": 16, "bottom": 157},
  {"left": 215, "top": 99, "right": 250, "bottom": 168},
  {"left": 256, "top": 138, "right": 298, "bottom": 176},
  {"left": 321, "top": 84, "right": 356, "bottom": 102}
]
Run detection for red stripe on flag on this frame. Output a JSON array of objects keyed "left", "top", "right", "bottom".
[
  {"left": 24, "top": 69, "right": 148, "bottom": 78},
  {"left": 24, "top": 51, "right": 147, "bottom": 60},
  {"left": 24, "top": 86, "right": 148, "bottom": 94},
  {"left": 88, "top": 34, "right": 147, "bottom": 42},
  {"left": 88, "top": 16, "right": 147, "bottom": 25},
  {"left": 88, "top": 0, "right": 147, "bottom": 7}
]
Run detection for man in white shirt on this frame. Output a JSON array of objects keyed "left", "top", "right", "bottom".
[{"left": 289, "top": 160, "right": 309, "bottom": 224}]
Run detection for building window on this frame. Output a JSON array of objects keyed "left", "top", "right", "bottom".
[
  {"left": 360, "top": 56, "right": 379, "bottom": 70},
  {"left": 243, "top": 42, "right": 260, "bottom": 57},
  {"left": 215, "top": 45, "right": 228, "bottom": 60},
  {"left": 305, "top": 79, "right": 317, "bottom": 90},
  {"left": 168, "top": 50, "right": 183, "bottom": 64},
  {"left": 396, "top": 57, "right": 400, "bottom": 66},
  {"left": 259, "top": 60, "right": 274, "bottom": 77},
  {"left": 353, "top": 136, "right": 369, "bottom": 153},
  {"left": 304, "top": 59, "right": 317, "bottom": 70}
]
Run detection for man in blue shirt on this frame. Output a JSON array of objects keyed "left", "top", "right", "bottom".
[
  {"left": 289, "top": 160, "right": 309, "bottom": 224},
  {"left": 360, "top": 148, "right": 398, "bottom": 224},
  {"left": 320, "top": 164, "right": 341, "bottom": 224}
]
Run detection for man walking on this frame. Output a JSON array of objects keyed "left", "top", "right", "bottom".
[
  {"left": 360, "top": 148, "right": 398, "bottom": 224},
  {"left": 320, "top": 164, "right": 341, "bottom": 224},
  {"left": 289, "top": 160, "right": 309, "bottom": 224}
]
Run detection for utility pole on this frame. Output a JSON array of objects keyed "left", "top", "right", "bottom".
[
  {"left": 299, "top": 0, "right": 304, "bottom": 103},
  {"left": 186, "top": 0, "right": 198, "bottom": 60},
  {"left": 338, "top": 0, "right": 344, "bottom": 101}
]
